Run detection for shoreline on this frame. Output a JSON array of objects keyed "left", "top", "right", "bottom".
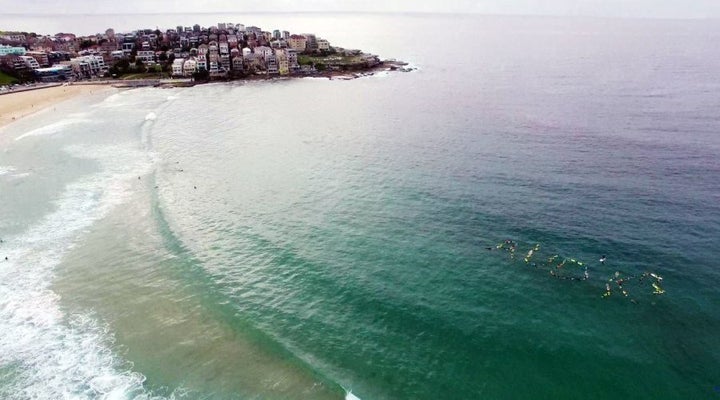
[
  {"left": 0, "top": 84, "right": 114, "bottom": 130},
  {"left": 0, "top": 60, "right": 414, "bottom": 130}
]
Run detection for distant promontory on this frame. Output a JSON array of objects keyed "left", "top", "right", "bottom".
[{"left": 0, "top": 22, "right": 413, "bottom": 87}]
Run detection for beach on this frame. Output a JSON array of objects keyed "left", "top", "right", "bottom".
[{"left": 0, "top": 84, "right": 112, "bottom": 130}]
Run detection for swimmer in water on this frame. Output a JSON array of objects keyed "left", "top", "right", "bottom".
[{"left": 599, "top": 255, "right": 607, "bottom": 264}]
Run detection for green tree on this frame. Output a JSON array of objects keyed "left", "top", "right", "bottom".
[
  {"left": 192, "top": 69, "right": 209, "bottom": 82},
  {"left": 135, "top": 59, "right": 146, "bottom": 73}
]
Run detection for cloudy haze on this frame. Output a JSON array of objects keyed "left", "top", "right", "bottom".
[{"left": 4, "top": 0, "right": 720, "bottom": 18}]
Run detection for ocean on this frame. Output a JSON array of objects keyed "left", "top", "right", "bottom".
[{"left": 1, "top": 13, "right": 720, "bottom": 400}]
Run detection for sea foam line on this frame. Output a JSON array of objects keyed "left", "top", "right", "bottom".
[
  {"left": 0, "top": 143, "right": 163, "bottom": 400},
  {"left": 0, "top": 165, "right": 16, "bottom": 176},
  {"left": 14, "top": 118, "right": 94, "bottom": 142}
]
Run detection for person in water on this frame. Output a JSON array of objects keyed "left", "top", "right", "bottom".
[{"left": 599, "top": 255, "right": 607, "bottom": 264}]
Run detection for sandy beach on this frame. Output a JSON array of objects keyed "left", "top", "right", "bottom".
[{"left": 0, "top": 84, "right": 112, "bottom": 130}]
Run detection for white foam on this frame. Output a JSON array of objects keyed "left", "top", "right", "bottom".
[
  {"left": 346, "top": 389, "right": 362, "bottom": 400},
  {"left": 0, "top": 165, "right": 16, "bottom": 176},
  {"left": 0, "top": 143, "right": 163, "bottom": 399},
  {"left": 145, "top": 112, "right": 157, "bottom": 121},
  {"left": 93, "top": 91, "right": 135, "bottom": 109},
  {"left": 9, "top": 172, "right": 31, "bottom": 180},
  {"left": 14, "top": 118, "right": 94, "bottom": 141}
]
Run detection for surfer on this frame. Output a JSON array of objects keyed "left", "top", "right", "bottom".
[
  {"left": 599, "top": 255, "right": 607, "bottom": 264},
  {"left": 603, "top": 283, "right": 611, "bottom": 297}
]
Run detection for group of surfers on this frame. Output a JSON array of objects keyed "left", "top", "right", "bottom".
[{"left": 490, "top": 239, "right": 665, "bottom": 301}]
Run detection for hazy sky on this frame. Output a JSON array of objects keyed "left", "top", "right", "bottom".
[{"left": 5, "top": 0, "right": 720, "bottom": 18}]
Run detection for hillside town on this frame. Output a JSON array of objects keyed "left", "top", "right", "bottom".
[{"left": 0, "top": 22, "right": 386, "bottom": 84}]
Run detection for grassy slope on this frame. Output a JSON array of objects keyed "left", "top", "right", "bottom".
[{"left": 0, "top": 71, "right": 19, "bottom": 85}]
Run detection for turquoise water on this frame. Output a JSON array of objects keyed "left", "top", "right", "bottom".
[{"left": 2, "top": 14, "right": 720, "bottom": 400}]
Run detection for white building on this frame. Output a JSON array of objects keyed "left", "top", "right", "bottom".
[
  {"left": 18, "top": 55, "right": 40, "bottom": 70},
  {"left": 196, "top": 54, "right": 207, "bottom": 71},
  {"left": 254, "top": 46, "right": 273, "bottom": 60},
  {"left": 183, "top": 58, "right": 197, "bottom": 76},
  {"left": 136, "top": 50, "right": 155, "bottom": 63},
  {"left": 317, "top": 39, "right": 330, "bottom": 51},
  {"left": 172, "top": 58, "right": 185, "bottom": 76},
  {"left": 68, "top": 55, "right": 107, "bottom": 78}
]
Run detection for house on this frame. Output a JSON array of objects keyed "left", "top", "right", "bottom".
[
  {"left": 183, "top": 58, "right": 197, "bottom": 76},
  {"left": 275, "top": 49, "right": 289, "bottom": 75},
  {"left": 68, "top": 54, "right": 107, "bottom": 78},
  {"left": 288, "top": 35, "right": 307, "bottom": 52},
  {"left": 122, "top": 42, "right": 134, "bottom": 55},
  {"left": 0, "top": 44, "right": 26, "bottom": 56},
  {"left": 25, "top": 51, "right": 49, "bottom": 67},
  {"left": 0, "top": 33, "right": 27, "bottom": 42},
  {"left": 266, "top": 53, "right": 278, "bottom": 74},
  {"left": 317, "top": 39, "right": 330, "bottom": 51},
  {"left": 196, "top": 54, "right": 207, "bottom": 71},
  {"left": 254, "top": 46, "right": 273, "bottom": 60},
  {"left": 172, "top": 58, "right": 185, "bottom": 76},
  {"left": 136, "top": 50, "right": 155, "bottom": 63},
  {"left": 242, "top": 53, "right": 263, "bottom": 73},
  {"left": 227, "top": 34, "right": 238, "bottom": 49},
  {"left": 55, "top": 33, "right": 76, "bottom": 43},
  {"left": 270, "top": 40, "right": 286, "bottom": 49},
  {"left": 220, "top": 53, "right": 230, "bottom": 71},
  {"left": 246, "top": 26, "right": 262, "bottom": 36},
  {"left": 286, "top": 49, "right": 299, "bottom": 71},
  {"left": 231, "top": 54, "right": 244, "bottom": 72},
  {"left": 18, "top": 55, "right": 40, "bottom": 70},
  {"left": 303, "top": 34, "right": 318, "bottom": 51}
]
